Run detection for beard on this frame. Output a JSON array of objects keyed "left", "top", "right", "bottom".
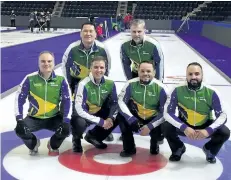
[
  {"left": 134, "top": 37, "right": 143, "bottom": 44},
  {"left": 187, "top": 79, "right": 202, "bottom": 90},
  {"left": 140, "top": 76, "right": 152, "bottom": 85}
]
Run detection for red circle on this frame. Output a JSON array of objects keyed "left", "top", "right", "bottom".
[{"left": 58, "top": 144, "right": 167, "bottom": 176}]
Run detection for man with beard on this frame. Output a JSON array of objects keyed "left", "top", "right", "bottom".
[
  {"left": 164, "top": 62, "right": 230, "bottom": 163},
  {"left": 120, "top": 19, "right": 164, "bottom": 142},
  {"left": 117, "top": 61, "right": 168, "bottom": 157},
  {"left": 120, "top": 19, "right": 164, "bottom": 81},
  {"left": 62, "top": 22, "right": 114, "bottom": 152}
]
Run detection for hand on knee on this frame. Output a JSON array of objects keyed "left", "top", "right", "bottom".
[
  {"left": 55, "top": 122, "right": 70, "bottom": 138},
  {"left": 15, "top": 121, "right": 32, "bottom": 139},
  {"left": 130, "top": 121, "right": 140, "bottom": 133}
]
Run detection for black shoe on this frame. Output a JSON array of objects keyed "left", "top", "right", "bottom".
[
  {"left": 84, "top": 133, "right": 107, "bottom": 149},
  {"left": 150, "top": 145, "right": 159, "bottom": 155},
  {"left": 120, "top": 148, "right": 136, "bottom": 157},
  {"left": 169, "top": 145, "right": 186, "bottom": 162},
  {"left": 104, "top": 133, "right": 114, "bottom": 142},
  {"left": 118, "top": 135, "right": 123, "bottom": 141},
  {"left": 72, "top": 137, "right": 83, "bottom": 153},
  {"left": 203, "top": 146, "right": 216, "bottom": 164}
]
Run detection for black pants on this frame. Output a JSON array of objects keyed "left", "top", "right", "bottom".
[
  {"left": 40, "top": 22, "right": 45, "bottom": 31},
  {"left": 29, "top": 20, "right": 34, "bottom": 32},
  {"left": 46, "top": 21, "right": 51, "bottom": 31},
  {"left": 131, "top": 67, "right": 164, "bottom": 141},
  {"left": 70, "top": 76, "right": 81, "bottom": 96},
  {"left": 163, "top": 121, "right": 230, "bottom": 155},
  {"left": 71, "top": 109, "right": 118, "bottom": 142},
  {"left": 11, "top": 19, "right": 15, "bottom": 27},
  {"left": 118, "top": 100, "right": 162, "bottom": 152},
  {"left": 15, "top": 115, "right": 69, "bottom": 150},
  {"left": 71, "top": 99, "right": 118, "bottom": 141}
]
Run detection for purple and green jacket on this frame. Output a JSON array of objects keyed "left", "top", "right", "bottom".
[
  {"left": 118, "top": 77, "right": 168, "bottom": 131},
  {"left": 164, "top": 82, "right": 227, "bottom": 136},
  {"left": 75, "top": 73, "right": 118, "bottom": 126},
  {"left": 15, "top": 71, "right": 72, "bottom": 122}
]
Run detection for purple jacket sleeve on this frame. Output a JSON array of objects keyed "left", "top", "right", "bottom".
[
  {"left": 15, "top": 77, "right": 30, "bottom": 120},
  {"left": 205, "top": 91, "right": 227, "bottom": 135},
  {"left": 108, "top": 83, "right": 119, "bottom": 120},
  {"left": 120, "top": 44, "right": 132, "bottom": 80},
  {"left": 61, "top": 78, "right": 72, "bottom": 123}
]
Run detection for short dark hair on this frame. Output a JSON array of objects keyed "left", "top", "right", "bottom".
[
  {"left": 91, "top": 56, "right": 106, "bottom": 66},
  {"left": 81, "top": 22, "right": 96, "bottom": 31},
  {"left": 39, "top": 51, "right": 54, "bottom": 58},
  {"left": 138, "top": 61, "right": 155, "bottom": 69},
  {"left": 187, "top": 62, "right": 203, "bottom": 71}
]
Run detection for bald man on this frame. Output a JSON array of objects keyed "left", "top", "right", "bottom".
[{"left": 14, "top": 51, "right": 72, "bottom": 156}]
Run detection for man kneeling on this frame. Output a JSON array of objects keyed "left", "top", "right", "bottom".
[
  {"left": 14, "top": 51, "right": 72, "bottom": 156},
  {"left": 117, "top": 61, "right": 168, "bottom": 157},
  {"left": 72, "top": 56, "right": 119, "bottom": 152},
  {"left": 164, "top": 62, "right": 230, "bottom": 163}
]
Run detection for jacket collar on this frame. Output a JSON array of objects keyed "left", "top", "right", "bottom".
[
  {"left": 138, "top": 77, "right": 155, "bottom": 86},
  {"left": 89, "top": 72, "right": 105, "bottom": 85},
  {"left": 130, "top": 35, "right": 146, "bottom": 47},
  {"left": 38, "top": 70, "right": 56, "bottom": 81},
  {"left": 79, "top": 41, "right": 99, "bottom": 52},
  {"left": 186, "top": 81, "right": 204, "bottom": 91}
]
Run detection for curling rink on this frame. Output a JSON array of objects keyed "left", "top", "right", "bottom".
[{"left": 1, "top": 29, "right": 231, "bottom": 180}]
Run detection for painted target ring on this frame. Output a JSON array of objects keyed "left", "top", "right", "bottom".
[{"left": 58, "top": 144, "right": 168, "bottom": 176}]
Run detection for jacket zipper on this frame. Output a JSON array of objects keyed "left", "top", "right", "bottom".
[
  {"left": 194, "top": 91, "right": 196, "bottom": 126},
  {"left": 137, "top": 47, "right": 141, "bottom": 63},
  {"left": 98, "top": 85, "right": 101, "bottom": 106},
  {"left": 44, "top": 80, "right": 48, "bottom": 118},
  {"left": 143, "top": 85, "right": 147, "bottom": 120}
]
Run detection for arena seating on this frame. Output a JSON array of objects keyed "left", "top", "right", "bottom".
[
  {"left": 1, "top": 1, "right": 230, "bottom": 22},
  {"left": 191, "top": 1, "right": 231, "bottom": 21},
  {"left": 61, "top": 1, "right": 118, "bottom": 18},
  {"left": 134, "top": 1, "right": 203, "bottom": 20},
  {"left": 1, "top": 1, "right": 55, "bottom": 16}
]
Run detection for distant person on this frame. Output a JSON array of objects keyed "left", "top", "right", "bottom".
[
  {"left": 116, "top": 13, "right": 123, "bottom": 31},
  {"left": 10, "top": 10, "right": 16, "bottom": 27},
  {"left": 88, "top": 14, "right": 95, "bottom": 24},
  {"left": 96, "top": 22, "right": 106, "bottom": 41},
  {"left": 29, "top": 11, "right": 35, "bottom": 33},
  {"left": 46, "top": 11, "right": 52, "bottom": 32}
]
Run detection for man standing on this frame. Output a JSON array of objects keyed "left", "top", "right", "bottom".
[
  {"left": 120, "top": 19, "right": 164, "bottom": 81},
  {"left": 29, "top": 11, "right": 35, "bottom": 33},
  {"left": 118, "top": 61, "right": 168, "bottom": 157},
  {"left": 62, "top": 22, "right": 114, "bottom": 150},
  {"left": 96, "top": 22, "right": 105, "bottom": 41},
  {"left": 10, "top": 10, "right": 16, "bottom": 27},
  {"left": 46, "top": 11, "right": 52, "bottom": 32},
  {"left": 164, "top": 62, "right": 230, "bottom": 163},
  {"left": 14, "top": 51, "right": 72, "bottom": 156}
]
